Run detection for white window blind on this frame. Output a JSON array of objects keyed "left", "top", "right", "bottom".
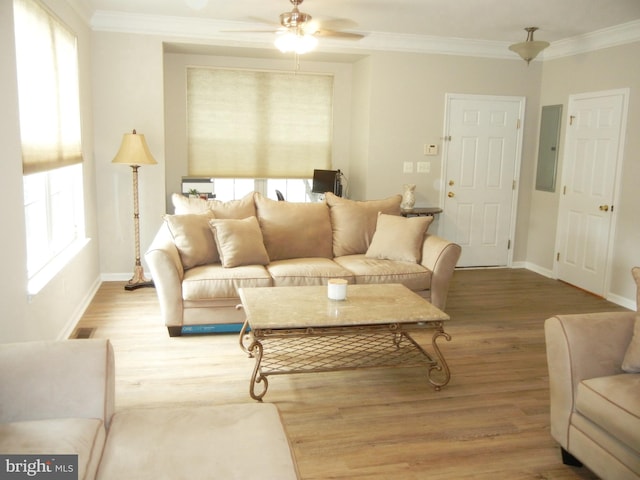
[
  {"left": 187, "top": 67, "right": 333, "bottom": 178},
  {"left": 13, "top": 0, "right": 82, "bottom": 175}
]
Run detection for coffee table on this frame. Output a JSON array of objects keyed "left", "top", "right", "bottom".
[{"left": 237, "top": 283, "right": 451, "bottom": 401}]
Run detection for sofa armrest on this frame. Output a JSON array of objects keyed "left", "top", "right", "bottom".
[
  {"left": 420, "top": 234, "right": 461, "bottom": 310},
  {"left": 145, "top": 223, "right": 185, "bottom": 329},
  {"left": 544, "top": 311, "right": 636, "bottom": 448},
  {"left": 0, "top": 339, "right": 115, "bottom": 428}
]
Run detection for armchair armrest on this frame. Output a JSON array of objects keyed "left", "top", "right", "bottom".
[
  {"left": 0, "top": 339, "right": 115, "bottom": 428},
  {"left": 544, "top": 312, "right": 636, "bottom": 447},
  {"left": 145, "top": 223, "right": 185, "bottom": 329},
  {"left": 420, "top": 234, "right": 461, "bottom": 310}
]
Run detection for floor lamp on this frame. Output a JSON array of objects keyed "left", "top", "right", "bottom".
[{"left": 112, "top": 129, "right": 157, "bottom": 291}]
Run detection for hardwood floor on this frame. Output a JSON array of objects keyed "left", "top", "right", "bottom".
[{"left": 75, "top": 268, "right": 630, "bottom": 479}]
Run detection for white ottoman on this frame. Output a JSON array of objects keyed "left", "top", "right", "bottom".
[{"left": 96, "top": 403, "right": 299, "bottom": 480}]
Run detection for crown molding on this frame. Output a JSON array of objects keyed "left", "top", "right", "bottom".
[
  {"left": 543, "top": 19, "right": 640, "bottom": 60},
  {"left": 91, "top": 10, "right": 640, "bottom": 61}
]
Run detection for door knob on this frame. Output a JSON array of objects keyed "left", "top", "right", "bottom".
[
  {"left": 447, "top": 192, "right": 455, "bottom": 198},
  {"left": 448, "top": 180, "right": 455, "bottom": 186},
  {"left": 599, "top": 205, "right": 609, "bottom": 212}
]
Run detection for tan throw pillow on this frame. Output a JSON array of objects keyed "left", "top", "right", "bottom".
[
  {"left": 325, "top": 192, "right": 402, "bottom": 257},
  {"left": 172, "top": 193, "right": 215, "bottom": 215},
  {"left": 209, "top": 216, "right": 269, "bottom": 268},
  {"left": 164, "top": 212, "right": 218, "bottom": 268},
  {"left": 209, "top": 192, "right": 257, "bottom": 219},
  {"left": 172, "top": 192, "right": 257, "bottom": 219},
  {"left": 366, "top": 213, "right": 433, "bottom": 263},
  {"left": 622, "top": 316, "right": 640, "bottom": 373},
  {"left": 254, "top": 193, "right": 333, "bottom": 261}
]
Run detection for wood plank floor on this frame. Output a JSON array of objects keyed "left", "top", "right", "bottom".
[{"left": 75, "top": 268, "right": 631, "bottom": 479}]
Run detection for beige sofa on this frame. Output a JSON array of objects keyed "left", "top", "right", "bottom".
[
  {"left": 0, "top": 339, "right": 299, "bottom": 479},
  {"left": 146, "top": 192, "right": 461, "bottom": 336},
  {"left": 544, "top": 268, "right": 640, "bottom": 479}
]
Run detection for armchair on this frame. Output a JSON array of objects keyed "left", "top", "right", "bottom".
[{"left": 545, "top": 312, "right": 640, "bottom": 479}]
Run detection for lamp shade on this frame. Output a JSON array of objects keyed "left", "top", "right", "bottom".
[
  {"left": 274, "top": 31, "right": 318, "bottom": 54},
  {"left": 112, "top": 129, "right": 157, "bottom": 166},
  {"left": 509, "top": 27, "right": 549, "bottom": 64}
]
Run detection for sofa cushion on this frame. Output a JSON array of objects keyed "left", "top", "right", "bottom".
[
  {"left": 182, "top": 264, "right": 272, "bottom": 300},
  {"left": 366, "top": 213, "right": 433, "bottom": 263},
  {"left": 97, "top": 404, "right": 298, "bottom": 480},
  {"left": 164, "top": 212, "right": 218, "bottom": 268},
  {"left": 267, "top": 258, "right": 354, "bottom": 287},
  {"left": 209, "top": 216, "right": 270, "bottom": 268},
  {"left": 325, "top": 192, "right": 402, "bottom": 257},
  {"left": 622, "top": 316, "right": 640, "bottom": 373},
  {"left": 334, "top": 254, "right": 431, "bottom": 291},
  {"left": 576, "top": 373, "right": 640, "bottom": 454},
  {"left": 172, "top": 192, "right": 256, "bottom": 218},
  {"left": 0, "top": 418, "right": 105, "bottom": 480},
  {"left": 255, "top": 193, "right": 333, "bottom": 261}
]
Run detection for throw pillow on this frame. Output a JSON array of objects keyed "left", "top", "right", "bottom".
[
  {"left": 172, "top": 192, "right": 257, "bottom": 219},
  {"left": 209, "top": 216, "right": 269, "bottom": 268},
  {"left": 164, "top": 212, "right": 218, "bottom": 268},
  {"left": 622, "top": 315, "right": 640, "bottom": 373},
  {"left": 254, "top": 193, "right": 333, "bottom": 261},
  {"left": 325, "top": 192, "right": 402, "bottom": 257},
  {"left": 172, "top": 193, "right": 216, "bottom": 215},
  {"left": 366, "top": 213, "right": 433, "bottom": 263}
]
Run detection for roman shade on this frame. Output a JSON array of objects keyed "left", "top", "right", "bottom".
[
  {"left": 13, "top": 0, "right": 83, "bottom": 175},
  {"left": 187, "top": 67, "right": 333, "bottom": 178}
]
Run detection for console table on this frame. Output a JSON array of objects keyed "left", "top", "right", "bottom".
[{"left": 401, "top": 207, "right": 443, "bottom": 217}]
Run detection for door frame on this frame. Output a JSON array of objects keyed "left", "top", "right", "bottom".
[
  {"left": 440, "top": 93, "right": 526, "bottom": 267},
  {"left": 553, "top": 88, "right": 630, "bottom": 296}
]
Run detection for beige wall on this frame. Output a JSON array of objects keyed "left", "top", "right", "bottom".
[
  {"left": 359, "top": 51, "right": 542, "bottom": 257},
  {"left": 92, "top": 32, "right": 167, "bottom": 278},
  {"left": 0, "top": 0, "right": 101, "bottom": 343},
  {"left": 528, "top": 41, "right": 640, "bottom": 304}
]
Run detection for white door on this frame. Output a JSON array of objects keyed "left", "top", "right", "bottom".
[
  {"left": 441, "top": 94, "right": 525, "bottom": 267},
  {"left": 555, "top": 89, "right": 628, "bottom": 296}
]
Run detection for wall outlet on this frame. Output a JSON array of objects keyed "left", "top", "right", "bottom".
[
  {"left": 417, "top": 161, "right": 431, "bottom": 173},
  {"left": 403, "top": 161, "right": 414, "bottom": 173}
]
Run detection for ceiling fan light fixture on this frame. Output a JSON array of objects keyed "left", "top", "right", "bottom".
[
  {"left": 509, "top": 27, "right": 550, "bottom": 64},
  {"left": 274, "top": 31, "right": 318, "bottom": 54}
]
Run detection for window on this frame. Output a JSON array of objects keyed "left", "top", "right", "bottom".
[
  {"left": 212, "top": 178, "right": 317, "bottom": 203},
  {"left": 14, "top": 0, "right": 85, "bottom": 293},
  {"left": 187, "top": 67, "right": 334, "bottom": 178}
]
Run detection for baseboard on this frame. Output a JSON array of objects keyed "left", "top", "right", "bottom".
[
  {"left": 520, "top": 262, "right": 555, "bottom": 279},
  {"left": 58, "top": 275, "right": 102, "bottom": 340},
  {"left": 607, "top": 292, "right": 635, "bottom": 310},
  {"left": 101, "top": 272, "right": 135, "bottom": 282}
]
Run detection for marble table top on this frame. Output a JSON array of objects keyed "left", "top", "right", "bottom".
[{"left": 238, "top": 283, "right": 449, "bottom": 330}]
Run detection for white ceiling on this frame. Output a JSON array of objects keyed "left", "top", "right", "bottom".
[{"left": 72, "top": 0, "right": 640, "bottom": 59}]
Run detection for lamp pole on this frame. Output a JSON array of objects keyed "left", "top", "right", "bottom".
[{"left": 125, "top": 164, "right": 154, "bottom": 291}]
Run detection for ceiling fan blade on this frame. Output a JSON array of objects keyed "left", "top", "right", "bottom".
[
  {"left": 220, "top": 29, "right": 279, "bottom": 33},
  {"left": 314, "top": 29, "right": 365, "bottom": 40},
  {"left": 316, "top": 18, "right": 359, "bottom": 32}
]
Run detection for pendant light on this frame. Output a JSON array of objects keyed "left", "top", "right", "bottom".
[{"left": 509, "top": 27, "right": 549, "bottom": 64}]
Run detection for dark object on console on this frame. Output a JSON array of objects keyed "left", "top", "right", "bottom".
[
  {"left": 276, "top": 190, "right": 285, "bottom": 201},
  {"left": 312, "top": 169, "right": 342, "bottom": 196}
]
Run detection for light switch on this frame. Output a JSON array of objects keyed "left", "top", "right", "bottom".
[
  {"left": 424, "top": 144, "right": 439, "bottom": 156},
  {"left": 403, "top": 162, "right": 414, "bottom": 173},
  {"left": 417, "top": 161, "right": 431, "bottom": 173}
]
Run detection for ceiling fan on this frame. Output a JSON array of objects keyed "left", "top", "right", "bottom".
[{"left": 228, "top": 0, "right": 365, "bottom": 54}]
